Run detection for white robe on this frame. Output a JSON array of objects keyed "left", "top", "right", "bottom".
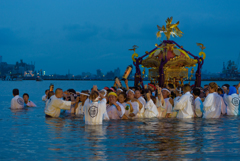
[
  {"left": 75, "top": 102, "right": 84, "bottom": 115},
  {"left": 107, "top": 102, "right": 125, "bottom": 119},
  {"left": 130, "top": 101, "right": 139, "bottom": 117},
  {"left": 203, "top": 92, "right": 222, "bottom": 118},
  {"left": 156, "top": 97, "right": 166, "bottom": 118},
  {"left": 136, "top": 97, "right": 146, "bottom": 118},
  {"left": 45, "top": 95, "right": 71, "bottom": 117},
  {"left": 171, "top": 96, "right": 181, "bottom": 118},
  {"left": 11, "top": 95, "right": 24, "bottom": 109},
  {"left": 220, "top": 96, "right": 227, "bottom": 115},
  {"left": 84, "top": 98, "right": 107, "bottom": 125},
  {"left": 224, "top": 94, "right": 239, "bottom": 116},
  {"left": 24, "top": 101, "right": 37, "bottom": 107},
  {"left": 144, "top": 99, "right": 158, "bottom": 118},
  {"left": 174, "top": 92, "right": 194, "bottom": 118},
  {"left": 194, "top": 97, "right": 203, "bottom": 117},
  {"left": 42, "top": 94, "right": 47, "bottom": 101}
]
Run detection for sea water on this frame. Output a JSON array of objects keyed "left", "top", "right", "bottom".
[{"left": 1, "top": 80, "right": 240, "bottom": 160}]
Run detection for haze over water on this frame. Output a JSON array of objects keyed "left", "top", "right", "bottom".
[{"left": 1, "top": 80, "right": 240, "bottom": 160}]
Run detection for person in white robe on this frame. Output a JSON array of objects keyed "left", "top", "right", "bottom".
[
  {"left": 192, "top": 88, "right": 203, "bottom": 117},
  {"left": 42, "top": 89, "right": 49, "bottom": 102},
  {"left": 117, "top": 92, "right": 133, "bottom": 119},
  {"left": 174, "top": 84, "right": 195, "bottom": 118},
  {"left": 45, "top": 88, "right": 75, "bottom": 117},
  {"left": 84, "top": 91, "right": 106, "bottom": 125},
  {"left": 23, "top": 93, "right": 37, "bottom": 107},
  {"left": 203, "top": 82, "right": 222, "bottom": 118},
  {"left": 107, "top": 92, "right": 125, "bottom": 119},
  {"left": 126, "top": 89, "right": 143, "bottom": 118},
  {"left": 157, "top": 88, "right": 173, "bottom": 118},
  {"left": 134, "top": 90, "right": 146, "bottom": 118},
  {"left": 75, "top": 91, "right": 89, "bottom": 116},
  {"left": 11, "top": 89, "right": 24, "bottom": 109},
  {"left": 171, "top": 86, "right": 182, "bottom": 118},
  {"left": 224, "top": 86, "right": 239, "bottom": 116},
  {"left": 144, "top": 92, "right": 158, "bottom": 118}
]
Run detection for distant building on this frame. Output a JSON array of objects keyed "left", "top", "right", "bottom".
[
  {"left": 96, "top": 69, "right": 103, "bottom": 78},
  {"left": 114, "top": 67, "right": 121, "bottom": 78}
]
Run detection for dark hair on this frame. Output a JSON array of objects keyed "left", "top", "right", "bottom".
[
  {"left": 151, "top": 96, "right": 156, "bottom": 104},
  {"left": 13, "top": 89, "right": 19, "bottom": 96},
  {"left": 192, "top": 88, "right": 200, "bottom": 96},
  {"left": 183, "top": 84, "right": 191, "bottom": 91},
  {"left": 67, "top": 89, "right": 76, "bottom": 94},
  {"left": 218, "top": 88, "right": 224, "bottom": 94},
  {"left": 48, "top": 91, "right": 55, "bottom": 99},
  {"left": 222, "top": 84, "right": 230, "bottom": 89},
  {"left": 204, "top": 84, "right": 209, "bottom": 87},
  {"left": 168, "top": 84, "right": 174, "bottom": 89},
  {"left": 23, "top": 93, "right": 29, "bottom": 98},
  {"left": 45, "top": 89, "right": 49, "bottom": 93},
  {"left": 89, "top": 91, "right": 99, "bottom": 101}
]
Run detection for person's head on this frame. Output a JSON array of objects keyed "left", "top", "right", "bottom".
[
  {"left": 127, "top": 89, "right": 135, "bottom": 100},
  {"left": 162, "top": 88, "right": 171, "bottom": 98},
  {"left": 183, "top": 84, "right": 191, "bottom": 94},
  {"left": 167, "top": 84, "right": 174, "bottom": 90},
  {"left": 55, "top": 88, "right": 63, "bottom": 98},
  {"left": 48, "top": 91, "right": 55, "bottom": 99},
  {"left": 80, "top": 90, "right": 89, "bottom": 102},
  {"left": 222, "top": 84, "right": 230, "bottom": 94},
  {"left": 148, "top": 83, "right": 156, "bottom": 91},
  {"left": 23, "top": 93, "right": 29, "bottom": 103},
  {"left": 89, "top": 91, "right": 99, "bottom": 102},
  {"left": 175, "top": 86, "right": 182, "bottom": 96},
  {"left": 45, "top": 89, "right": 49, "bottom": 95},
  {"left": 217, "top": 88, "right": 224, "bottom": 95},
  {"left": 116, "top": 88, "right": 123, "bottom": 96},
  {"left": 135, "top": 90, "right": 141, "bottom": 99},
  {"left": 118, "top": 92, "right": 127, "bottom": 103},
  {"left": 192, "top": 88, "right": 200, "bottom": 98},
  {"left": 204, "top": 84, "right": 209, "bottom": 89},
  {"left": 209, "top": 82, "right": 218, "bottom": 93},
  {"left": 13, "top": 89, "right": 19, "bottom": 96},
  {"left": 108, "top": 92, "right": 118, "bottom": 104}
]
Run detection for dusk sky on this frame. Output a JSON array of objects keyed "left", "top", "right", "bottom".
[{"left": 0, "top": 0, "right": 239, "bottom": 75}]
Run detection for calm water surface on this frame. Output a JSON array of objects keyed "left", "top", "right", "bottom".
[{"left": 1, "top": 80, "right": 240, "bottom": 160}]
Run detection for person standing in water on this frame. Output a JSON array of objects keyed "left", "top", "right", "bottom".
[
  {"left": 23, "top": 93, "right": 37, "bottom": 107},
  {"left": 174, "top": 84, "right": 194, "bottom": 118},
  {"left": 45, "top": 88, "right": 76, "bottom": 117},
  {"left": 224, "top": 86, "right": 239, "bottom": 116},
  {"left": 202, "top": 82, "right": 222, "bottom": 118},
  {"left": 11, "top": 89, "right": 24, "bottom": 109},
  {"left": 84, "top": 91, "right": 106, "bottom": 125}
]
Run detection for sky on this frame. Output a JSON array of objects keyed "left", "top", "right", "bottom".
[{"left": 0, "top": 0, "right": 240, "bottom": 75}]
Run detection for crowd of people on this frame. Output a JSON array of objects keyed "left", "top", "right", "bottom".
[{"left": 10, "top": 80, "right": 240, "bottom": 125}]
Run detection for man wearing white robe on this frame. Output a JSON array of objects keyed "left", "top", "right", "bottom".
[
  {"left": 42, "top": 90, "right": 49, "bottom": 101},
  {"left": 45, "top": 88, "right": 75, "bottom": 117},
  {"left": 144, "top": 92, "right": 158, "bottom": 118},
  {"left": 203, "top": 82, "right": 222, "bottom": 118},
  {"left": 11, "top": 89, "right": 24, "bottom": 109},
  {"left": 224, "top": 86, "right": 239, "bottom": 116},
  {"left": 107, "top": 92, "right": 125, "bottom": 119},
  {"left": 174, "top": 84, "right": 194, "bottom": 118}
]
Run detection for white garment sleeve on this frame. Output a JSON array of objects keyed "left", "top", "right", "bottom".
[
  {"left": 116, "top": 102, "right": 125, "bottom": 117},
  {"left": 42, "top": 95, "right": 47, "bottom": 101},
  {"left": 174, "top": 95, "right": 187, "bottom": 110},
  {"left": 53, "top": 99, "right": 71, "bottom": 110},
  {"left": 203, "top": 94, "right": 215, "bottom": 112},
  {"left": 195, "top": 100, "right": 202, "bottom": 117},
  {"left": 99, "top": 98, "right": 107, "bottom": 115},
  {"left": 145, "top": 99, "right": 158, "bottom": 116}
]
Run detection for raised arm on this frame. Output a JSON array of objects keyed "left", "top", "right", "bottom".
[{"left": 125, "top": 79, "right": 129, "bottom": 91}]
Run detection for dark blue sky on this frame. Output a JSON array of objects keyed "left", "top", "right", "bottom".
[{"left": 0, "top": 0, "right": 239, "bottom": 75}]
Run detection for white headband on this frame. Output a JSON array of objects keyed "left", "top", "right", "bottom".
[
  {"left": 176, "top": 88, "right": 181, "bottom": 93},
  {"left": 80, "top": 93, "right": 89, "bottom": 96},
  {"left": 127, "top": 89, "right": 135, "bottom": 94},
  {"left": 222, "top": 86, "right": 227, "bottom": 88},
  {"left": 100, "top": 89, "right": 107, "bottom": 97},
  {"left": 117, "top": 88, "right": 123, "bottom": 92},
  {"left": 162, "top": 88, "right": 171, "bottom": 94}
]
